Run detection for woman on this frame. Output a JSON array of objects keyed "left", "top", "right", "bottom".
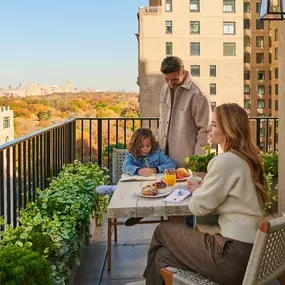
[{"left": 143, "top": 103, "right": 268, "bottom": 285}]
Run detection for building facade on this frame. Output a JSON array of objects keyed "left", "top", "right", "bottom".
[
  {"left": 0, "top": 106, "right": 14, "bottom": 145},
  {"left": 137, "top": 0, "right": 244, "bottom": 117}
]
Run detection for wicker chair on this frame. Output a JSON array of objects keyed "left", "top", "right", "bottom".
[
  {"left": 161, "top": 215, "right": 285, "bottom": 285},
  {"left": 112, "top": 148, "right": 127, "bottom": 184}
]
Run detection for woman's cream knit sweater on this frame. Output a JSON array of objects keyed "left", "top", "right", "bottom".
[{"left": 189, "top": 152, "right": 263, "bottom": 244}]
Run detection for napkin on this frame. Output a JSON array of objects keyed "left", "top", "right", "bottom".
[{"left": 163, "top": 189, "right": 191, "bottom": 204}]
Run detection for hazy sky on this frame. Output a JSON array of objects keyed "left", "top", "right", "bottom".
[{"left": 0, "top": 0, "right": 148, "bottom": 91}]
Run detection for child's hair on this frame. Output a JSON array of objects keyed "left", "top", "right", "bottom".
[{"left": 128, "top": 128, "right": 159, "bottom": 158}]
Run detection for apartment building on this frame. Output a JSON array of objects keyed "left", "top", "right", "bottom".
[
  {"left": 0, "top": 106, "right": 14, "bottom": 145},
  {"left": 137, "top": 0, "right": 244, "bottom": 117}
]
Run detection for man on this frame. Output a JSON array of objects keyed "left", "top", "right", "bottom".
[
  {"left": 157, "top": 56, "right": 210, "bottom": 167},
  {"left": 157, "top": 56, "right": 211, "bottom": 229}
]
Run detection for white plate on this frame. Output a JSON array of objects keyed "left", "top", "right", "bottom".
[
  {"left": 137, "top": 188, "right": 172, "bottom": 198},
  {"left": 176, "top": 177, "right": 189, "bottom": 182}
]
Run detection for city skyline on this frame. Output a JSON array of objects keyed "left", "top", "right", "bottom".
[{"left": 0, "top": 0, "right": 148, "bottom": 91}]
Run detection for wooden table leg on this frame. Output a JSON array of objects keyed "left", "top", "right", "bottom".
[
  {"left": 107, "top": 218, "right": 112, "bottom": 271},
  {"left": 114, "top": 218, "right": 118, "bottom": 242}
]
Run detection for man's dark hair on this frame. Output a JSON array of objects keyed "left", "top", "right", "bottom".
[{"left": 160, "top": 56, "right": 184, "bottom": 74}]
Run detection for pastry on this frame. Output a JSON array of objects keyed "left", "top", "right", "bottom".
[
  {"left": 176, "top": 168, "right": 190, "bottom": 178},
  {"left": 152, "top": 181, "right": 167, "bottom": 189},
  {"left": 141, "top": 185, "right": 158, "bottom": 196}
]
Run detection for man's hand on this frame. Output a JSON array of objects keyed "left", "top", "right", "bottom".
[{"left": 138, "top": 168, "right": 154, "bottom": 177}]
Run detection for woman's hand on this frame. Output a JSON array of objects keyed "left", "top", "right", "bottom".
[
  {"left": 138, "top": 168, "right": 154, "bottom": 177},
  {"left": 187, "top": 179, "right": 203, "bottom": 193}
]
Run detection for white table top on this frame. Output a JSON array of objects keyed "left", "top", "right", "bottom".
[{"left": 107, "top": 174, "right": 192, "bottom": 218}]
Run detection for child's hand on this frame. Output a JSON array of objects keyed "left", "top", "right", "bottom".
[{"left": 138, "top": 168, "right": 154, "bottom": 177}]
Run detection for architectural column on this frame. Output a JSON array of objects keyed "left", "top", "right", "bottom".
[{"left": 278, "top": 21, "right": 285, "bottom": 215}]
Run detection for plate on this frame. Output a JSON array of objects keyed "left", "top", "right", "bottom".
[
  {"left": 137, "top": 188, "right": 172, "bottom": 198},
  {"left": 176, "top": 177, "right": 189, "bottom": 182}
]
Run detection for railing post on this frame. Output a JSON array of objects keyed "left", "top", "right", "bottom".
[
  {"left": 71, "top": 120, "right": 76, "bottom": 163},
  {"left": 0, "top": 151, "right": 4, "bottom": 232},
  {"left": 97, "top": 119, "right": 102, "bottom": 167}
]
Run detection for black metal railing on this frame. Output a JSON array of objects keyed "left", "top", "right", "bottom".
[{"left": 0, "top": 116, "right": 278, "bottom": 231}]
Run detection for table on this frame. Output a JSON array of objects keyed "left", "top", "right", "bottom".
[{"left": 107, "top": 174, "right": 192, "bottom": 270}]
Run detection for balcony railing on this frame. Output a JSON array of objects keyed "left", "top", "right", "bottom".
[{"left": 0, "top": 116, "right": 278, "bottom": 230}]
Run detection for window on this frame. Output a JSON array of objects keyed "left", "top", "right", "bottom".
[
  {"left": 244, "top": 2, "right": 250, "bottom": 12},
  {"left": 275, "top": 29, "right": 278, "bottom": 41},
  {"left": 244, "top": 99, "right": 250, "bottom": 109},
  {"left": 166, "top": 42, "right": 173, "bottom": 55},
  {"left": 257, "top": 99, "right": 265, "bottom": 108},
  {"left": 256, "top": 53, "right": 264, "bottom": 64},
  {"left": 269, "top": 85, "right": 272, "bottom": 94},
  {"left": 257, "top": 70, "right": 265, "bottom": 80},
  {"left": 269, "top": 20, "right": 272, "bottom": 30},
  {"left": 223, "top": 43, "right": 236, "bottom": 56},
  {"left": 3, "top": 117, "right": 10, "bottom": 129},
  {"left": 256, "top": 36, "right": 264, "bottom": 47},
  {"left": 275, "top": 47, "right": 278, "bottom": 60},
  {"left": 5, "top": 136, "right": 9, "bottom": 142},
  {"left": 257, "top": 85, "right": 265, "bottom": 95},
  {"left": 210, "top": 65, "right": 216, "bottom": 77},
  {"left": 210, "top": 101, "right": 216, "bottom": 112},
  {"left": 269, "top": 70, "right": 272, "bottom": 80},
  {"left": 190, "top": 42, "right": 200, "bottom": 55},
  {"left": 244, "top": 85, "right": 250, "bottom": 94},
  {"left": 269, "top": 99, "right": 272, "bottom": 108},
  {"left": 269, "top": 52, "right": 272, "bottom": 63},
  {"left": 165, "top": 21, "right": 172, "bottom": 34},
  {"left": 275, "top": 100, "right": 278, "bottom": 111},
  {"left": 244, "top": 36, "right": 250, "bottom": 47},
  {"left": 275, "top": 68, "right": 278, "bottom": 79},
  {"left": 190, "top": 21, "right": 200, "bottom": 34},
  {"left": 244, "top": 70, "right": 250, "bottom": 80},
  {"left": 166, "top": 0, "right": 172, "bottom": 12},
  {"left": 244, "top": 52, "right": 250, "bottom": 63},
  {"left": 190, "top": 0, "right": 200, "bottom": 12},
  {"left": 269, "top": 36, "right": 272, "bottom": 47},
  {"left": 244, "top": 19, "right": 250, "bottom": 29},
  {"left": 223, "top": 22, "right": 235, "bottom": 34},
  {"left": 210, "top": 83, "right": 216, "bottom": 95},
  {"left": 275, "top": 84, "right": 279, "bottom": 95},
  {"left": 223, "top": 0, "right": 235, "bottom": 12},
  {"left": 256, "top": 19, "right": 264, "bottom": 30},
  {"left": 190, "top": 65, "right": 200, "bottom": 77},
  {"left": 256, "top": 2, "right": 260, "bottom": 12}
]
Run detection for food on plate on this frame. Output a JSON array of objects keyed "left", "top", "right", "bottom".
[
  {"left": 176, "top": 168, "right": 190, "bottom": 179},
  {"left": 152, "top": 181, "right": 167, "bottom": 189},
  {"left": 141, "top": 185, "right": 158, "bottom": 196}
]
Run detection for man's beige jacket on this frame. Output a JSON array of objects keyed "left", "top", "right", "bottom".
[{"left": 157, "top": 73, "right": 211, "bottom": 168}]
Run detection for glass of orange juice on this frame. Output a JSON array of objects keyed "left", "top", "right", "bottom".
[{"left": 164, "top": 168, "right": 176, "bottom": 186}]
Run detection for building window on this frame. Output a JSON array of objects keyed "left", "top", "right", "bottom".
[
  {"left": 275, "top": 29, "right": 278, "bottom": 41},
  {"left": 269, "top": 36, "right": 272, "bottom": 47},
  {"left": 190, "top": 0, "right": 200, "bottom": 12},
  {"left": 223, "top": 0, "right": 235, "bottom": 12},
  {"left": 257, "top": 85, "right": 265, "bottom": 95},
  {"left": 256, "top": 36, "right": 264, "bottom": 47},
  {"left": 244, "top": 99, "right": 250, "bottom": 109},
  {"left": 269, "top": 52, "right": 272, "bottom": 63},
  {"left": 166, "top": 0, "right": 172, "bottom": 12},
  {"left": 275, "top": 68, "right": 278, "bottom": 79},
  {"left": 244, "top": 36, "right": 250, "bottom": 47},
  {"left": 210, "top": 83, "right": 216, "bottom": 95},
  {"left": 256, "top": 53, "right": 264, "bottom": 64},
  {"left": 256, "top": 19, "right": 264, "bottom": 30},
  {"left": 275, "top": 47, "right": 278, "bottom": 60},
  {"left": 165, "top": 21, "right": 172, "bottom": 34},
  {"left": 275, "top": 100, "right": 278, "bottom": 111},
  {"left": 244, "top": 85, "right": 250, "bottom": 94},
  {"left": 244, "top": 70, "right": 250, "bottom": 80},
  {"left": 244, "top": 2, "right": 250, "bottom": 12},
  {"left": 244, "top": 52, "right": 250, "bottom": 63},
  {"left": 275, "top": 84, "right": 279, "bottom": 95},
  {"left": 223, "top": 43, "right": 236, "bottom": 56},
  {"left": 269, "top": 99, "right": 272, "bottom": 108},
  {"left": 269, "top": 20, "right": 272, "bottom": 30},
  {"left": 190, "top": 42, "right": 200, "bottom": 55},
  {"left": 210, "top": 101, "right": 216, "bottom": 111},
  {"left": 257, "top": 70, "right": 265, "bottom": 80},
  {"left": 269, "top": 70, "right": 272, "bottom": 80},
  {"left": 257, "top": 99, "right": 265, "bottom": 108},
  {"left": 166, "top": 42, "right": 173, "bottom": 55},
  {"left": 256, "top": 2, "right": 260, "bottom": 12},
  {"left": 223, "top": 22, "right": 235, "bottom": 34},
  {"left": 190, "top": 21, "right": 200, "bottom": 34},
  {"left": 5, "top": 136, "right": 9, "bottom": 142},
  {"left": 210, "top": 65, "right": 216, "bottom": 77},
  {"left": 269, "top": 85, "right": 272, "bottom": 94},
  {"left": 190, "top": 65, "right": 200, "bottom": 77},
  {"left": 244, "top": 19, "right": 250, "bottom": 29},
  {"left": 3, "top": 117, "right": 10, "bottom": 129}
]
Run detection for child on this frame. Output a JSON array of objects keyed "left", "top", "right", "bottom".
[
  {"left": 122, "top": 128, "right": 176, "bottom": 176},
  {"left": 122, "top": 128, "right": 176, "bottom": 226}
]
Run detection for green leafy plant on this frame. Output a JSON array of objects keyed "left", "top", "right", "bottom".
[
  {"left": 94, "top": 194, "right": 109, "bottom": 226},
  {"left": 0, "top": 247, "right": 52, "bottom": 285},
  {"left": 184, "top": 145, "right": 216, "bottom": 173}
]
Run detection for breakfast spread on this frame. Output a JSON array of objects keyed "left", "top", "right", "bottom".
[
  {"left": 176, "top": 168, "right": 190, "bottom": 179},
  {"left": 152, "top": 180, "right": 167, "bottom": 189},
  {"left": 141, "top": 185, "right": 158, "bottom": 196}
]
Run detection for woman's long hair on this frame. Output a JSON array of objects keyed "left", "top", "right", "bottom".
[
  {"left": 128, "top": 128, "right": 159, "bottom": 158},
  {"left": 215, "top": 103, "right": 268, "bottom": 204}
]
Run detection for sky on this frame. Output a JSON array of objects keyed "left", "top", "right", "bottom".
[{"left": 0, "top": 0, "right": 148, "bottom": 92}]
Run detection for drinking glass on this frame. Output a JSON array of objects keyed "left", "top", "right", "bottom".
[{"left": 164, "top": 168, "right": 176, "bottom": 186}]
